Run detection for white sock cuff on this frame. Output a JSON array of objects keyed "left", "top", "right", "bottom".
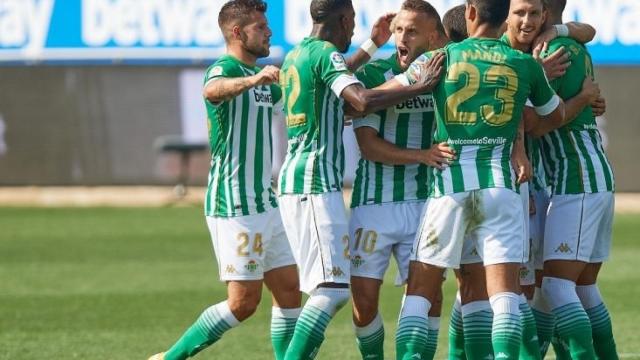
[
  {"left": 461, "top": 300, "right": 491, "bottom": 316},
  {"left": 454, "top": 291, "right": 462, "bottom": 311},
  {"left": 575, "top": 284, "right": 603, "bottom": 310},
  {"left": 400, "top": 295, "right": 431, "bottom": 319},
  {"left": 541, "top": 277, "right": 579, "bottom": 310},
  {"left": 531, "top": 287, "right": 551, "bottom": 313},
  {"left": 354, "top": 312, "right": 384, "bottom": 337},
  {"left": 272, "top": 306, "right": 302, "bottom": 319},
  {"left": 216, "top": 301, "right": 241, "bottom": 327},
  {"left": 308, "top": 287, "right": 350, "bottom": 316},
  {"left": 489, "top": 292, "right": 521, "bottom": 316},
  {"left": 519, "top": 293, "right": 528, "bottom": 305},
  {"left": 428, "top": 316, "right": 441, "bottom": 331}
]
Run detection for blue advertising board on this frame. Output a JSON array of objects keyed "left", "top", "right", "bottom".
[{"left": 0, "top": 0, "right": 639, "bottom": 65}]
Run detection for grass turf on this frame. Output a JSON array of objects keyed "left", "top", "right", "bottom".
[{"left": 0, "top": 207, "right": 638, "bottom": 359}]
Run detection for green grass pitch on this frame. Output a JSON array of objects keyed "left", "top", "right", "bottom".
[{"left": 1, "top": 207, "right": 638, "bottom": 359}]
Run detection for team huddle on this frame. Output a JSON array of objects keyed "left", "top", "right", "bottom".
[{"left": 150, "top": 0, "right": 617, "bottom": 359}]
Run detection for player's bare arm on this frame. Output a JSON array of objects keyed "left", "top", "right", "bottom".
[
  {"left": 529, "top": 77, "right": 599, "bottom": 137},
  {"left": 346, "top": 13, "right": 396, "bottom": 72},
  {"left": 533, "top": 21, "right": 596, "bottom": 51},
  {"left": 592, "top": 95, "right": 607, "bottom": 117},
  {"left": 203, "top": 65, "right": 279, "bottom": 103},
  {"left": 355, "top": 126, "right": 455, "bottom": 169},
  {"left": 511, "top": 120, "right": 532, "bottom": 184},
  {"left": 343, "top": 52, "right": 444, "bottom": 115}
]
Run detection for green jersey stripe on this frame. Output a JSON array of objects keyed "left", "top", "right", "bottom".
[
  {"left": 499, "top": 143, "right": 514, "bottom": 190},
  {"left": 589, "top": 131, "right": 614, "bottom": 191},
  {"left": 476, "top": 147, "right": 494, "bottom": 189},
  {"left": 237, "top": 89, "right": 251, "bottom": 215},
  {"left": 571, "top": 131, "right": 598, "bottom": 192},
  {"left": 254, "top": 106, "right": 265, "bottom": 214}
]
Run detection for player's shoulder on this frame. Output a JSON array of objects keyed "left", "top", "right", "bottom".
[
  {"left": 546, "top": 37, "right": 586, "bottom": 58},
  {"left": 357, "top": 55, "right": 397, "bottom": 83},
  {"left": 206, "top": 55, "right": 244, "bottom": 79}
]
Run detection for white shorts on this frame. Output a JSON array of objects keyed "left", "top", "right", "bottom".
[
  {"left": 279, "top": 192, "right": 351, "bottom": 294},
  {"left": 349, "top": 201, "right": 425, "bottom": 283},
  {"left": 543, "top": 192, "right": 614, "bottom": 263},
  {"left": 206, "top": 208, "right": 296, "bottom": 281},
  {"left": 413, "top": 188, "right": 527, "bottom": 269},
  {"left": 530, "top": 188, "right": 550, "bottom": 270},
  {"left": 518, "top": 183, "right": 535, "bottom": 286}
]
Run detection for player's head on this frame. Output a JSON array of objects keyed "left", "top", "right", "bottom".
[
  {"left": 218, "top": 0, "right": 271, "bottom": 58},
  {"left": 393, "top": 0, "right": 446, "bottom": 69},
  {"left": 310, "top": 0, "right": 355, "bottom": 53},
  {"left": 543, "top": 0, "right": 566, "bottom": 22},
  {"left": 443, "top": 4, "right": 468, "bottom": 42},
  {"left": 465, "top": 0, "right": 510, "bottom": 32},
  {"left": 506, "top": 0, "right": 546, "bottom": 48}
]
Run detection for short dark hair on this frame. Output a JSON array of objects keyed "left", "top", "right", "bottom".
[
  {"left": 467, "top": 0, "right": 509, "bottom": 28},
  {"left": 218, "top": 0, "right": 267, "bottom": 30},
  {"left": 544, "top": 0, "right": 567, "bottom": 16},
  {"left": 443, "top": 4, "right": 468, "bottom": 42},
  {"left": 401, "top": 0, "right": 446, "bottom": 35},
  {"left": 310, "top": 0, "right": 353, "bottom": 23}
]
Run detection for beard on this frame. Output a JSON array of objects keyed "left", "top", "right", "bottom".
[{"left": 241, "top": 31, "right": 270, "bottom": 58}]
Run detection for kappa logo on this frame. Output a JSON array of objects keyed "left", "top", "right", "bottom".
[
  {"left": 410, "top": 353, "right": 422, "bottom": 359},
  {"left": 555, "top": 243, "right": 573, "bottom": 254},
  {"left": 495, "top": 352, "right": 510, "bottom": 359},
  {"left": 225, "top": 264, "right": 237, "bottom": 274},
  {"left": 328, "top": 266, "right": 345, "bottom": 277},
  {"left": 330, "top": 51, "right": 347, "bottom": 71}
]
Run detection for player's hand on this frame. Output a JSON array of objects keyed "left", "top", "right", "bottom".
[
  {"left": 370, "top": 12, "right": 396, "bottom": 47},
  {"left": 592, "top": 95, "right": 607, "bottom": 117},
  {"left": 344, "top": 102, "right": 365, "bottom": 118},
  {"left": 252, "top": 65, "right": 280, "bottom": 86},
  {"left": 414, "top": 51, "right": 444, "bottom": 91},
  {"left": 533, "top": 26, "right": 560, "bottom": 54},
  {"left": 580, "top": 77, "right": 600, "bottom": 104},
  {"left": 511, "top": 145, "right": 532, "bottom": 184},
  {"left": 420, "top": 142, "right": 456, "bottom": 170},
  {"left": 537, "top": 46, "right": 570, "bottom": 80}
]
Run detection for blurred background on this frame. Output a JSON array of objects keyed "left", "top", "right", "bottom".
[{"left": 0, "top": 0, "right": 638, "bottom": 194}]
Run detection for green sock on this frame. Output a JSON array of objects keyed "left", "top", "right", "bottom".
[
  {"left": 285, "top": 288, "right": 348, "bottom": 360},
  {"left": 551, "top": 324, "right": 572, "bottom": 360},
  {"left": 531, "top": 288, "right": 554, "bottom": 357},
  {"left": 462, "top": 301, "right": 493, "bottom": 360},
  {"left": 164, "top": 302, "right": 240, "bottom": 360},
  {"left": 490, "top": 293, "right": 522, "bottom": 359},
  {"left": 423, "top": 317, "right": 440, "bottom": 360},
  {"left": 552, "top": 303, "right": 596, "bottom": 359},
  {"left": 354, "top": 313, "right": 385, "bottom": 360},
  {"left": 519, "top": 297, "right": 541, "bottom": 360},
  {"left": 586, "top": 303, "right": 618, "bottom": 360},
  {"left": 271, "top": 307, "right": 301, "bottom": 360},
  {"left": 396, "top": 295, "right": 431, "bottom": 360},
  {"left": 448, "top": 298, "right": 467, "bottom": 360}
]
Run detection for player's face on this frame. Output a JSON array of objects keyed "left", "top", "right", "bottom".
[
  {"left": 339, "top": 6, "right": 356, "bottom": 53},
  {"left": 240, "top": 12, "right": 272, "bottom": 58},
  {"left": 393, "top": 10, "right": 432, "bottom": 70},
  {"left": 506, "top": 0, "right": 546, "bottom": 46}
]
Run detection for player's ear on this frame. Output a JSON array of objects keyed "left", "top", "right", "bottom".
[
  {"left": 466, "top": 3, "right": 476, "bottom": 23},
  {"left": 232, "top": 25, "right": 242, "bottom": 40}
]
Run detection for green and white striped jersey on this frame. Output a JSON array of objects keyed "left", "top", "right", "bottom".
[
  {"left": 400, "top": 39, "right": 560, "bottom": 197},
  {"left": 525, "top": 135, "right": 547, "bottom": 191},
  {"left": 539, "top": 38, "right": 614, "bottom": 194},
  {"left": 278, "top": 37, "right": 361, "bottom": 194},
  {"left": 350, "top": 54, "right": 434, "bottom": 208},
  {"left": 203, "top": 55, "right": 281, "bottom": 217}
]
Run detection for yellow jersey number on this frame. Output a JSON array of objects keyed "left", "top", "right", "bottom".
[
  {"left": 445, "top": 63, "right": 518, "bottom": 127},
  {"left": 280, "top": 65, "right": 307, "bottom": 128}
]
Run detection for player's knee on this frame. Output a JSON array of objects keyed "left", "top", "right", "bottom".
[
  {"left": 352, "top": 298, "right": 378, "bottom": 325},
  {"left": 308, "top": 286, "right": 350, "bottom": 316},
  {"left": 227, "top": 292, "right": 262, "bottom": 321}
]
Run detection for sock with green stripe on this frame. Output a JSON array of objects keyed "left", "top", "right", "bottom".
[
  {"left": 284, "top": 287, "right": 349, "bottom": 360},
  {"left": 396, "top": 295, "right": 431, "bottom": 360},
  {"left": 461, "top": 300, "right": 493, "bottom": 360},
  {"left": 448, "top": 294, "right": 467, "bottom": 360},
  {"left": 519, "top": 294, "right": 541, "bottom": 360},
  {"left": 530, "top": 287, "right": 554, "bottom": 357},
  {"left": 164, "top": 301, "right": 240, "bottom": 360},
  {"left": 423, "top": 317, "right": 440, "bottom": 360},
  {"left": 551, "top": 323, "right": 572, "bottom": 360},
  {"left": 271, "top": 307, "right": 301, "bottom": 360},
  {"left": 489, "top": 292, "right": 522, "bottom": 359},
  {"left": 354, "top": 312, "right": 385, "bottom": 360},
  {"left": 542, "top": 277, "right": 596, "bottom": 360},
  {"left": 576, "top": 284, "right": 619, "bottom": 360}
]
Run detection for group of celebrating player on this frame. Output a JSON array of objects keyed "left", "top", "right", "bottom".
[{"left": 149, "top": 0, "right": 617, "bottom": 359}]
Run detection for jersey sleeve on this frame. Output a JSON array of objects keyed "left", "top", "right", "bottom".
[
  {"left": 395, "top": 52, "right": 432, "bottom": 86},
  {"left": 316, "top": 45, "right": 361, "bottom": 97},
  {"left": 527, "top": 57, "right": 560, "bottom": 116},
  {"left": 270, "top": 83, "right": 283, "bottom": 104},
  {"left": 204, "top": 60, "right": 237, "bottom": 86}
]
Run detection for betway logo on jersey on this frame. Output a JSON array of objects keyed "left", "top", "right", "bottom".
[
  {"left": 251, "top": 88, "right": 273, "bottom": 108},
  {"left": 81, "top": 0, "right": 224, "bottom": 47},
  {"left": 394, "top": 95, "right": 434, "bottom": 114}
]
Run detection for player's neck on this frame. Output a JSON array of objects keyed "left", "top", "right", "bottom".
[
  {"left": 226, "top": 45, "right": 257, "bottom": 67},
  {"left": 506, "top": 32, "right": 531, "bottom": 52},
  {"left": 468, "top": 23, "right": 503, "bottom": 40},
  {"left": 433, "top": 33, "right": 450, "bottom": 49},
  {"left": 310, "top": 24, "right": 340, "bottom": 45},
  {"left": 547, "top": 15, "right": 563, "bottom": 26}
]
